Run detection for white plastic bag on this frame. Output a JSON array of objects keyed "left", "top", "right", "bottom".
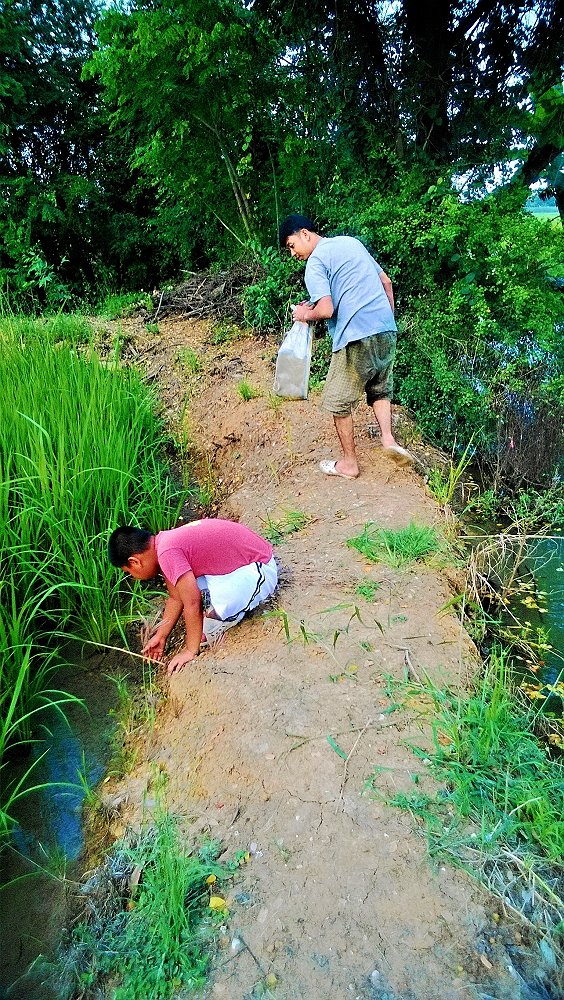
[{"left": 273, "top": 320, "right": 312, "bottom": 399}]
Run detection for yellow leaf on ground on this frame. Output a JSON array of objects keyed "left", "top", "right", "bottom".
[{"left": 209, "top": 895, "right": 226, "bottom": 910}]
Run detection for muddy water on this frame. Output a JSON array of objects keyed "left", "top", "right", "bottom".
[{"left": 0, "top": 658, "right": 117, "bottom": 998}]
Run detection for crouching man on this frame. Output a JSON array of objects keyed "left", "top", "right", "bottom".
[{"left": 108, "top": 519, "right": 278, "bottom": 674}]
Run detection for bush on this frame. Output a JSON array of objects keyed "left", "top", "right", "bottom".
[{"left": 242, "top": 244, "right": 302, "bottom": 332}]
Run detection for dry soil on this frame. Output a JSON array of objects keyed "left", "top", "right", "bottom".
[{"left": 100, "top": 317, "right": 538, "bottom": 1000}]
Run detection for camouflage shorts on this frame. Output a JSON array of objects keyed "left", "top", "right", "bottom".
[{"left": 321, "top": 331, "right": 397, "bottom": 416}]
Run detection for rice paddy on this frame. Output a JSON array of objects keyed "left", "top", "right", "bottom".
[{"left": 0, "top": 314, "right": 184, "bottom": 837}]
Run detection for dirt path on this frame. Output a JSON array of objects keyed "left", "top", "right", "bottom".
[{"left": 106, "top": 318, "right": 526, "bottom": 1000}]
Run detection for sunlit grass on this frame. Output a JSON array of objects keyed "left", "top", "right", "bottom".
[
  {"left": 347, "top": 521, "right": 444, "bottom": 567},
  {"left": 0, "top": 314, "right": 185, "bottom": 832},
  {"left": 365, "top": 647, "right": 564, "bottom": 937}
]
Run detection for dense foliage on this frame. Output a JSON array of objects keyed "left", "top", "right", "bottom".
[
  {"left": 1, "top": 0, "right": 563, "bottom": 299},
  {"left": 1, "top": 1, "right": 562, "bottom": 477}
]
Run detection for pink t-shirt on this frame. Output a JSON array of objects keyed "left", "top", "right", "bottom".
[{"left": 154, "top": 519, "right": 273, "bottom": 586}]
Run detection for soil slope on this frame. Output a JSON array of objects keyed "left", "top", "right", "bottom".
[{"left": 105, "top": 317, "right": 531, "bottom": 1000}]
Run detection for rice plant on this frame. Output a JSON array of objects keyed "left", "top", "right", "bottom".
[{"left": 0, "top": 315, "right": 185, "bottom": 833}]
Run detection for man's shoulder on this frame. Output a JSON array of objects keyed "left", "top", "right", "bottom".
[{"left": 314, "top": 234, "right": 372, "bottom": 259}]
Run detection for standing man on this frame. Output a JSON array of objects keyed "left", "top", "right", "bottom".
[{"left": 279, "top": 214, "right": 412, "bottom": 479}]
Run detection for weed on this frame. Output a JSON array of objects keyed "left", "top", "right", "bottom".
[
  {"left": 426, "top": 438, "right": 475, "bottom": 508},
  {"left": 266, "top": 392, "right": 284, "bottom": 414},
  {"left": 366, "top": 648, "right": 564, "bottom": 939},
  {"left": 465, "top": 486, "right": 564, "bottom": 532},
  {"left": 355, "top": 580, "right": 382, "bottom": 601},
  {"left": 97, "top": 291, "right": 153, "bottom": 319},
  {"left": 177, "top": 346, "right": 203, "bottom": 375},
  {"left": 261, "top": 509, "right": 312, "bottom": 544},
  {"left": 237, "top": 379, "right": 261, "bottom": 401},
  {"left": 145, "top": 322, "right": 159, "bottom": 334},
  {"left": 76, "top": 751, "right": 103, "bottom": 811},
  {"left": 347, "top": 521, "right": 444, "bottom": 567},
  {"left": 193, "top": 455, "right": 221, "bottom": 514},
  {"left": 210, "top": 321, "right": 246, "bottom": 345},
  {"left": 56, "top": 783, "right": 232, "bottom": 998},
  {"left": 104, "top": 665, "right": 162, "bottom": 779}
]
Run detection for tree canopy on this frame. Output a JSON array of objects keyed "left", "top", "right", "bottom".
[{"left": 0, "top": 0, "right": 562, "bottom": 294}]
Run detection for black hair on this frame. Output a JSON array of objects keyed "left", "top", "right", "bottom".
[
  {"left": 278, "top": 214, "right": 318, "bottom": 247},
  {"left": 108, "top": 526, "right": 152, "bottom": 566}
]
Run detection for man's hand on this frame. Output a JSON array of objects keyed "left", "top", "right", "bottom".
[
  {"left": 292, "top": 299, "right": 310, "bottom": 322},
  {"left": 166, "top": 648, "right": 199, "bottom": 675},
  {"left": 292, "top": 295, "right": 334, "bottom": 323},
  {"left": 142, "top": 629, "right": 167, "bottom": 661}
]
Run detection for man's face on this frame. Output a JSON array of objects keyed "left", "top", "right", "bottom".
[{"left": 285, "top": 229, "right": 314, "bottom": 260}]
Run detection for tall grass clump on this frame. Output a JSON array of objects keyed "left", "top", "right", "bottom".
[
  {"left": 367, "top": 648, "right": 564, "bottom": 939},
  {"left": 55, "top": 788, "right": 230, "bottom": 998},
  {"left": 0, "top": 314, "right": 183, "bottom": 833},
  {"left": 347, "top": 521, "right": 444, "bottom": 567}
]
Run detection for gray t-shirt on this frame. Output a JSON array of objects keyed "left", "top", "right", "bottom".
[{"left": 305, "top": 235, "right": 396, "bottom": 351}]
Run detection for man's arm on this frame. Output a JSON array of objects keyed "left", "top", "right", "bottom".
[
  {"left": 379, "top": 270, "right": 395, "bottom": 315},
  {"left": 142, "top": 582, "right": 183, "bottom": 660},
  {"left": 292, "top": 295, "right": 334, "bottom": 323},
  {"left": 165, "top": 570, "right": 204, "bottom": 674}
]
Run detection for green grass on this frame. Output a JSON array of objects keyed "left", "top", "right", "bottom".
[
  {"left": 97, "top": 291, "right": 153, "bottom": 319},
  {"left": 308, "top": 333, "right": 332, "bottom": 391},
  {"left": 62, "top": 817, "right": 216, "bottom": 996},
  {"left": 177, "top": 346, "right": 203, "bottom": 375},
  {"left": 236, "top": 379, "right": 261, "bottom": 401},
  {"left": 261, "top": 509, "right": 312, "bottom": 543},
  {"left": 0, "top": 313, "right": 185, "bottom": 834},
  {"left": 209, "top": 321, "right": 246, "bottom": 345},
  {"left": 355, "top": 580, "right": 382, "bottom": 601},
  {"left": 347, "top": 521, "right": 444, "bottom": 567},
  {"left": 55, "top": 779, "right": 249, "bottom": 999},
  {"left": 365, "top": 648, "right": 564, "bottom": 938}
]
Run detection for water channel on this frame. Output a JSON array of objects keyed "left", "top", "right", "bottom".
[{"left": 0, "top": 659, "right": 117, "bottom": 999}]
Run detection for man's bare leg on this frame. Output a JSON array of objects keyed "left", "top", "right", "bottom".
[
  {"left": 331, "top": 414, "right": 360, "bottom": 477},
  {"left": 371, "top": 398, "right": 396, "bottom": 448},
  {"left": 372, "top": 398, "right": 413, "bottom": 464}
]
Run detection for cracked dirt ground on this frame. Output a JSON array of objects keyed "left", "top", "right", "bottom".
[{"left": 103, "top": 317, "right": 536, "bottom": 1000}]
